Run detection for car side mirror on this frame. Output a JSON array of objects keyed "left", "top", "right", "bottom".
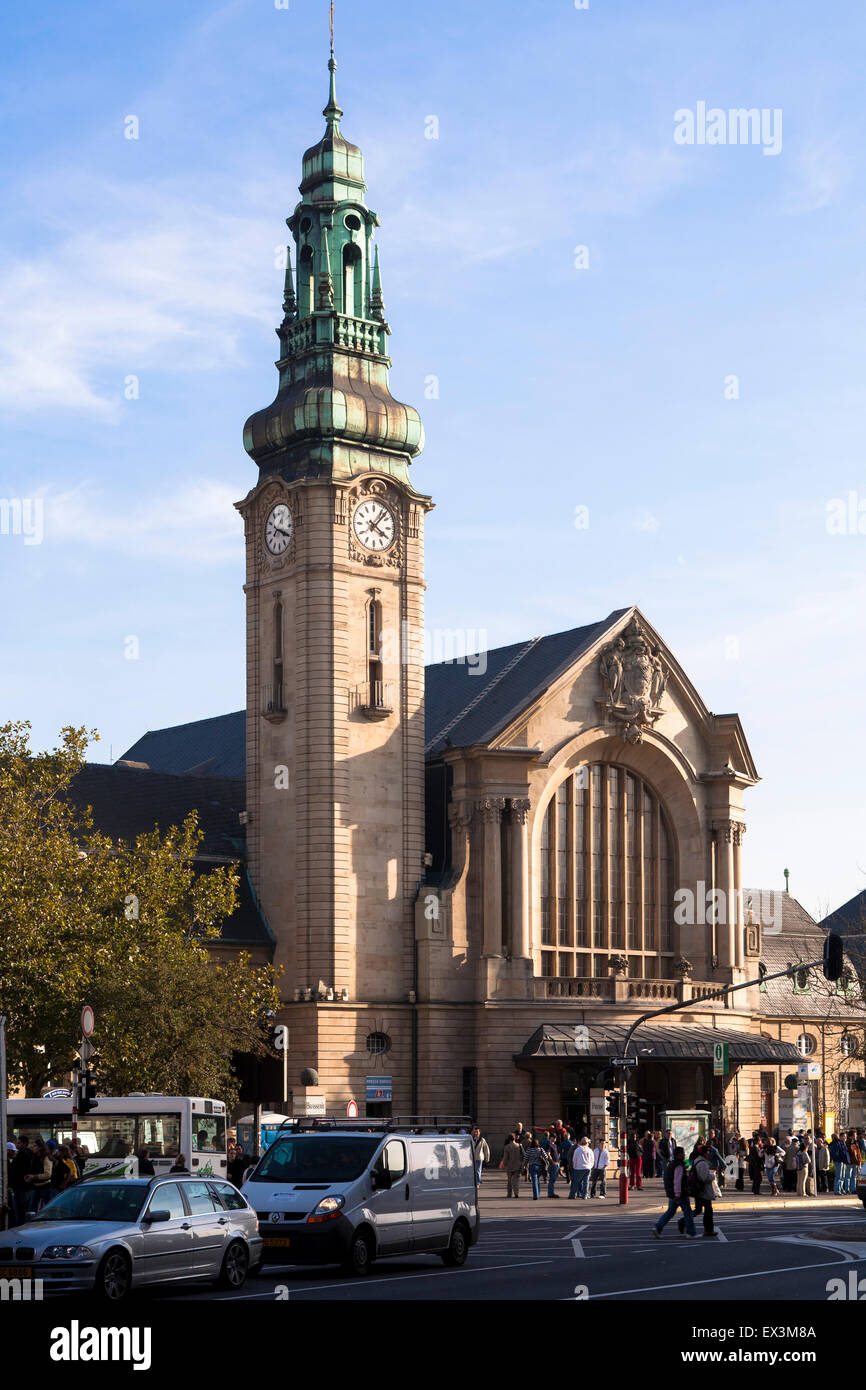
[
  {"left": 371, "top": 1169, "right": 392, "bottom": 1191},
  {"left": 142, "top": 1209, "right": 171, "bottom": 1224}
]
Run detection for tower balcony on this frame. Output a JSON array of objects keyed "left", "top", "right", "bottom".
[
  {"left": 351, "top": 679, "right": 395, "bottom": 720},
  {"left": 261, "top": 683, "right": 287, "bottom": 722},
  {"left": 281, "top": 311, "right": 388, "bottom": 360}
]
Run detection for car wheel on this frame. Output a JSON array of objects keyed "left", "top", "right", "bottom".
[
  {"left": 343, "top": 1231, "right": 373, "bottom": 1277},
  {"left": 95, "top": 1249, "right": 132, "bottom": 1303},
  {"left": 216, "top": 1240, "right": 250, "bottom": 1290},
  {"left": 441, "top": 1222, "right": 469, "bottom": 1267}
]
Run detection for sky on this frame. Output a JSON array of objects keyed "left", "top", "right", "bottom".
[{"left": 1, "top": 0, "right": 865, "bottom": 921}]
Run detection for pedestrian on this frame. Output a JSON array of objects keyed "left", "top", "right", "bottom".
[
  {"left": 782, "top": 1136, "right": 799, "bottom": 1193},
  {"left": 658, "top": 1129, "right": 673, "bottom": 1166},
  {"left": 735, "top": 1135, "right": 748, "bottom": 1191},
  {"left": 169, "top": 1153, "right": 191, "bottom": 1174},
  {"left": 24, "top": 1138, "right": 53, "bottom": 1213},
  {"left": 138, "top": 1146, "right": 156, "bottom": 1177},
  {"left": 691, "top": 1142, "right": 718, "bottom": 1238},
  {"left": 795, "top": 1142, "right": 811, "bottom": 1197},
  {"left": 642, "top": 1129, "right": 658, "bottom": 1180},
  {"left": 67, "top": 1136, "right": 87, "bottom": 1179},
  {"left": 8, "top": 1136, "right": 34, "bottom": 1226},
  {"left": 524, "top": 1138, "right": 549, "bottom": 1200},
  {"left": 653, "top": 1146, "right": 696, "bottom": 1238},
  {"left": 513, "top": 1122, "right": 526, "bottom": 1149},
  {"left": 546, "top": 1132, "right": 562, "bottom": 1198},
  {"left": 568, "top": 1135, "right": 593, "bottom": 1199},
  {"left": 627, "top": 1130, "right": 643, "bottom": 1189},
  {"left": 764, "top": 1139, "right": 780, "bottom": 1196},
  {"left": 830, "top": 1132, "right": 847, "bottom": 1194},
  {"left": 747, "top": 1138, "right": 764, "bottom": 1196},
  {"left": 590, "top": 1136, "right": 610, "bottom": 1198},
  {"left": 815, "top": 1137, "right": 829, "bottom": 1193},
  {"left": 503, "top": 1134, "right": 524, "bottom": 1199},
  {"left": 846, "top": 1132, "right": 861, "bottom": 1194},
  {"left": 470, "top": 1126, "right": 490, "bottom": 1185},
  {"left": 559, "top": 1129, "right": 574, "bottom": 1184}
]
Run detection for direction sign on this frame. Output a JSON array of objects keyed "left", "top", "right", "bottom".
[
  {"left": 713, "top": 1042, "right": 730, "bottom": 1077},
  {"left": 611, "top": 1056, "right": 638, "bottom": 1069},
  {"left": 81, "top": 1005, "right": 95, "bottom": 1038}
]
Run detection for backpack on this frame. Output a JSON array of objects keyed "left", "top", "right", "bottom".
[{"left": 687, "top": 1164, "right": 700, "bottom": 1197}]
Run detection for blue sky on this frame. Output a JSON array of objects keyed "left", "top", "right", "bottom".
[{"left": 1, "top": 0, "right": 865, "bottom": 919}]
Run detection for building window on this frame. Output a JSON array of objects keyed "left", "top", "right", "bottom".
[
  {"left": 366, "top": 594, "right": 385, "bottom": 710},
  {"left": 298, "top": 245, "right": 314, "bottom": 316},
  {"left": 792, "top": 963, "right": 811, "bottom": 994},
  {"left": 797, "top": 1033, "right": 817, "bottom": 1057},
  {"left": 462, "top": 1067, "right": 478, "bottom": 1122},
  {"left": 366, "top": 1031, "right": 390, "bottom": 1056},
  {"left": 342, "top": 243, "right": 362, "bottom": 317},
  {"left": 840, "top": 1033, "right": 857, "bottom": 1058},
  {"left": 537, "top": 764, "right": 675, "bottom": 979}
]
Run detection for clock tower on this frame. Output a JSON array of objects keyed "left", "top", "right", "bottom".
[{"left": 236, "top": 53, "right": 431, "bottom": 1108}]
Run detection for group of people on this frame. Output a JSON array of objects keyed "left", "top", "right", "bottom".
[
  {"left": 487, "top": 1121, "right": 611, "bottom": 1200},
  {"left": 6, "top": 1133, "right": 88, "bottom": 1225}
]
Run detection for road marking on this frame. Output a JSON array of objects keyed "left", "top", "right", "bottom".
[
  {"left": 214, "top": 1257, "right": 555, "bottom": 1299},
  {"left": 715, "top": 1227, "right": 728, "bottom": 1242},
  {"left": 580, "top": 1254, "right": 853, "bottom": 1299},
  {"left": 563, "top": 1224, "right": 588, "bottom": 1240},
  {"left": 571, "top": 1239, "right": 585, "bottom": 1258}
]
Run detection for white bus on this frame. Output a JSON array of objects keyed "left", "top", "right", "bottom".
[{"left": 6, "top": 1095, "right": 228, "bottom": 1181}]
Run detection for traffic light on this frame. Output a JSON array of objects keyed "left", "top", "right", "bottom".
[
  {"left": 823, "top": 931, "right": 844, "bottom": 982},
  {"left": 637, "top": 1097, "right": 649, "bottom": 1130},
  {"left": 607, "top": 1091, "right": 620, "bottom": 1119},
  {"left": 78, "top": 1067, "right": 98, "bottom": 1116},
  {"left": 626, "top": 1094, "right": 639, "bottom": 1127}
]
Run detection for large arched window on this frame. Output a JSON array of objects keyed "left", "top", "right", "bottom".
[
  {"left": 298, "top": 245, "right": 314, "bottom": 316},
  {"left": 342, "top": 243, "right": 362, "bottom": 317},
  {"left": 538, "top": 764, "right": 674, "bottom": 980}
]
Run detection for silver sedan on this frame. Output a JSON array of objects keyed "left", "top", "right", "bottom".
[{"left": 3, "top": 1176, "right": 262, "bottom": 1302}]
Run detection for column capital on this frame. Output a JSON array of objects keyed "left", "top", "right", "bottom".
[
  {"left": 477, "top": 796, "right": 506, "bottom": 823},
  {"left": 510, "top": 797, "right": 531, "bottom": 823},
  {"left": 712, "top": 818, "right": 746, "bottom": 846},
  {"left": 448, "top": 801, "right": 474, "bottom": 831}
]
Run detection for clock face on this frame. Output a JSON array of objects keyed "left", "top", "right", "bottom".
[
  {"left": 352, "top": 499, "right": 395, "bottom": 552},
  {"left": 265, "top": 502, "right": 293, "bottom": 555}
]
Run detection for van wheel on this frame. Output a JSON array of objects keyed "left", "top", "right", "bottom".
[
  {"left": 95, "top": 1249, "right": 132, "bottom": 1303},
  {"left": 216, "top": 1240, "right": 250, "bottom": 1290},
  {"left": 441, "top": 1222, "right": 469, "bottom": 1267},
  {"left": 343, "top": 1231, "right": 373, "bottom": 1277}
]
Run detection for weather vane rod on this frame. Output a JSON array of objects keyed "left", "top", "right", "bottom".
[{"left": 330, "top": 0, "right": 334, "bottom": 57}]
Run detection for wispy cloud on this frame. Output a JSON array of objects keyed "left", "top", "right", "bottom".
[
  {"left": 785, "top": 138, "right": 850, "bottom": 213},
  {"left": 42, "top": 479, "right": 243, "bottom": 563}
]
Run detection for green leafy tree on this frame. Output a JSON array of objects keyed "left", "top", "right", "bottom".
[{"left": 0, "top": 721, "right": 280, "bottom": 1104}]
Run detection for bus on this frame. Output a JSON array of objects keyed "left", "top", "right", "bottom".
[{"left": 6, "top": 1095, "right": 228, "bottom": 1181}]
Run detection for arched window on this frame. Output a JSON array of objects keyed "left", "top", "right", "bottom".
[
  {"left": 272, "top": 599, "right": 284, "bottom": 712},
  {"left": 538, "top": 764, "right": 675, "bottom": 980},
  {"left": 366, "top": 594, "right": 383, "bottom": 710},
  {"left": 342, "top": 243, "right": 362, "bottom": 317},
  {"left": 298, "top": 245, "right": 314, "bottom": 316}
]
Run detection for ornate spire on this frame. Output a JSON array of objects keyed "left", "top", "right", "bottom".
[
  {"left": 324, "top": 2, "right": 341, "bottom": 135},
  {"left": 281, "top": 246, "right": 296, "bottom": 319},
  {"left": 370, "top": 243, "right": 385, "bottom": 320}
]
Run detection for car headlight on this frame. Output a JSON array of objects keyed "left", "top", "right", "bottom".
[
  {"left": 41, "top": 1245, "right": 95, "bottom": 1260},
  {"left": 307, "top": 1195, "right": 345, "bottom": 1224}
]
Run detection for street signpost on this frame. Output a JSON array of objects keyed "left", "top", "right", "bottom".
[
  {"left": 713, "top": 1043, "right": 730, "bottom": 1077},
  {"left": 611, "top": 1056, "right": 638, "bottom": 1069},
  {"left": 73, "top": 1006, "right": 95, "bottom": 1148}
]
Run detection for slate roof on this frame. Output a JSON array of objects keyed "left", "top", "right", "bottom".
[
  {"left": 121, "top": 710, "right": 245, "bottom": 780},
  {"left": 753, "top": 893, "right": 863, "bottom": 1021},
  {"left": 119, "top": 612, "right": 631, "bottom": 775},
  {"left": 518, "top": 1022, "right": 801, "bottom": 1064},
  {"left": 821, "top": 889, "right": 866, "bottom": 944},
  {"left": 69, "top": 764, "right": 272, "bottom": 948},
  {"left": 423, "top": 611, "right": 629, "bottom": 756}
]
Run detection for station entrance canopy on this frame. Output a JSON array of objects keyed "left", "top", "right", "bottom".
[{"left": 516, "top": 1023, "right": 802, "bottom": 1066}]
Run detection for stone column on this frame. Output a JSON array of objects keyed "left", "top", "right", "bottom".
[
  {"left": 732, "top": 824, "right": 745, "bottom": 968},
  {"left": 478, "top": 797, "right": 506, "bottom": 957},
  {"left": 509, "top": 798, "right": 531, "bottom": 959},
  {"left": 712, "top": 820, "right": 740, "bottom": 971}
]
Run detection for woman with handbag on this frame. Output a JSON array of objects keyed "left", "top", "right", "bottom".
[
  {"left": 524, "top": 1137, "right": 550, "bottom": 1200},
  {"left": 692, "top": 1143, "right": 718, "bottom": 1238}
]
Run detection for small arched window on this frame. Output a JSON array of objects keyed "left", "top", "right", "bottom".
[
  {"left": 272, "top": 599, "right": 284, "bottom": 714},
  {"left": 298, "top": 245, "right": 314, "bottom": 316},
  {"left": 366, "top": 595, "right": 384, "bottom": 710},
  {"left": 343, "top": 243, "right": 362, "bottom": 317}
]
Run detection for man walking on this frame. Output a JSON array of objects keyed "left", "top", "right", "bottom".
[
  {"left": 627, "top": 1130, "right": 643, "bottom": 1189},
  {"left": 503, "top": 1133, "right": 524, "bottom": 1199},
  {"left": 653, "top": 1146, "right": 696, "bottom": 1238},
  {"left": 830, "top": 1132, "right": 848, "bottom": 1195},
  {"left": 470, "top": 1126, "right": 490, "bottom": 1185},
  {"left": 590, "top": 1136, "right": 610, "bottom": 1198},
  {"left": 546, "top": 1132, "right": 562, "bottom": 1198}
]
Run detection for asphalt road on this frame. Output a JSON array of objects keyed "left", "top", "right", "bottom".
[{"left": 151, "top": 1209, "right": 866, "bottom": 1302}]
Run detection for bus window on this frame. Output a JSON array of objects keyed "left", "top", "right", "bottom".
[
  {"left": 135, "top": 1113, "right": 181, "bottom": 1158},
  {"left": 191, "top": 1116, "right": 226, "bottom": 1154},
  {"left": 86, "top": 1116, "right": 137, "bottom": 1157}
]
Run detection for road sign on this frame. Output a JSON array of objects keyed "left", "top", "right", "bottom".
[
  {"left": 347, "top": 1100, "right": 359, "bottom": 1118},
  {"left": 81, "top": 1005, "right": 95, "bottom": 1038},
  {"left": 78, "top": 1038, "right": 95, "bottom": 1063},
  {"left": 611, "top": 1056, "right": 637, "bottom": 1069},
  {"left": 798, "top": 1061, "right": 821, "bottom": 1081},
  {"left": 713, "top": 1042, "right": 730, "bottom": 1076},
  {"left": 365, "top": 1075, "right": 392, "bottom": 1102}
]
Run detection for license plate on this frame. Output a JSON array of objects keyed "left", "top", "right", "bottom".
[
  {"left": 0, "top": 1267, "right": 30, "bottom": 1278},
  {"left": 263, "top": 1236, "right": 291, "bottom": 1247}
]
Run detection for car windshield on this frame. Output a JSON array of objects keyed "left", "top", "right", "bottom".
[
  {"left": 252, "top": 1136, "right": 379, "bottom": 1184},
  {"left": 34, "top": 1183, "right": 149, "bottom": 1223}
]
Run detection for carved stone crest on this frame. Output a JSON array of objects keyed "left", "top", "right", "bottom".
[{"left": 597, "top": 619, "right": 666, "bottom": 743}]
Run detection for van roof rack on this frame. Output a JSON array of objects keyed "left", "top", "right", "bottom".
[{"left": 275, "top": 1115, "right": 474, "bottom": 1136}]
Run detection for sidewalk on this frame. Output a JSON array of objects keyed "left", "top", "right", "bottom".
[{"left": 477, "top": 1168, "right": 864, "bottom": 1218}]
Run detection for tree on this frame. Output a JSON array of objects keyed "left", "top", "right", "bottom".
[{"left": 0, "top": 721, "right": 281, "bottom": 1104}]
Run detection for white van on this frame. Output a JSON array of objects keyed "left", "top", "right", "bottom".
[{"left": 244, "top": 1118, "right": 480, "bottom": 1275}]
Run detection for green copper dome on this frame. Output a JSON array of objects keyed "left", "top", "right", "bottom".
[{"left": 243, "top": 55, "right": 424, "bottom": 486}]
